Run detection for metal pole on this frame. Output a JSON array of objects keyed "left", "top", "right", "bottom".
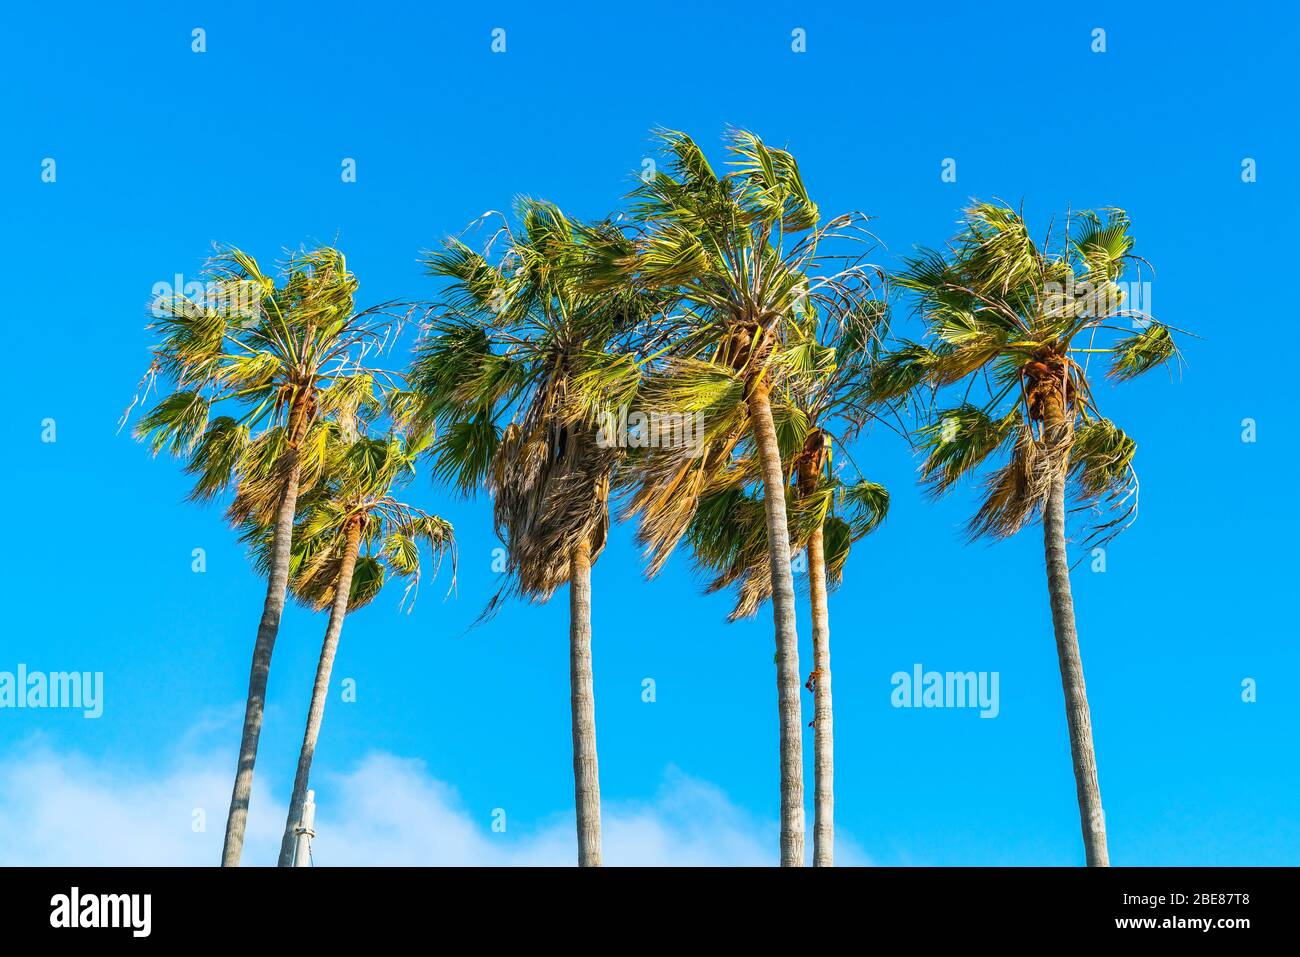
[{"left": 294, "top": 789, "right": 316, "bottom": 867}]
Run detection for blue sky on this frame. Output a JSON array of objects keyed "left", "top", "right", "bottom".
[{"left": 1, "top": 1, "right": 1297, "bottom": 865}]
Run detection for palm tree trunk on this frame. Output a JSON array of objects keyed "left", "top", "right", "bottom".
[
  {"left": 807, "top": 521, "right": 833, "bottom": 866},
  {"left": 277, "top": 520, "right": 362, "bottom": 866},
  {"left": 1042, "top": 400, "right": 1109, "bottom": 866},
  {"left": 747, "top": 380, "right": 805, "bottom": 866},
  {"left": 221, "top": 406, "right": 308, "bottom": 867},
  {"left": 569, "top": 538, "right": 602, "bottom": 866}
]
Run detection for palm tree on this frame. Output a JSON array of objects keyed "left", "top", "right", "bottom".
[
  {"left": 409, "top": 199, "right": 655, "bottom": 866},
  {"left": 797, "top": 469, "right": 886, "bottom": 867},
  {"left": 131, "top": 246, "right": 409, "bottom": 865},
  {"left": 582, "top": 129, "right": 880, "bottom": 864},
  {"left": 681, "top": 302, "right": 891, "bottom": 866},
  {"left": 786, "top": 291, "right": 896, "bottom": 867},
  {"left": 872, "top": 203, "right": 1184, "bottom": 866},
  {"left": 262, "top": 433, "right": 454, "bottom": 866},
  {"left": 687, "top": 468, "right": 887, "bottom": 866}
]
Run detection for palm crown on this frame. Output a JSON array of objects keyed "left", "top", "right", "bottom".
[
  {"left": 131, "top": 246, "right": 407, "bottom": 525},
  {"left": 252, "top": 431, "right": 455, "bottom": 612},
  {"left": 686, "top": 296, "right": 892, "bottom": 618},
  {"left": 873, "top": 202, "right": 1182, "bottom": 543},
  {"left": 580, "top": 129, "right": 883, "bottom": 572},
  {"left": 409, "top": 199, "right": 654, "bottom": 603}
]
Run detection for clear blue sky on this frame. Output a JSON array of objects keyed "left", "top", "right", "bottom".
[{"left": 2, "top": 1, "right": 1296, "bottom": 865}]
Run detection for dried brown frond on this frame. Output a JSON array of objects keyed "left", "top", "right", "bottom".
[
  {"left": 491, "top": 413, "right": 615, "bottom": 602},
  {"left": 966, "top": 423, "right": 1072, "bottom": 540}
]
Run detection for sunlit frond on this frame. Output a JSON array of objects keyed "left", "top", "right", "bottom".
[
  {"left": 1108, "top": 323, "right": 1178, "bottom": 381},
  {"left": 917, "top": 406, "right": 1021, "bottom": 496},
  {"left": 135, "top": 390, "right": 211, "bottom": 456},
  {"left": 1070, "top": 418, "right": 1136, "bottom": 500}
]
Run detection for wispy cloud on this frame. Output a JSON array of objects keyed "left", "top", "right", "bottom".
[{"left": 0, "top": 736, "right": 867, "bottom": 866}]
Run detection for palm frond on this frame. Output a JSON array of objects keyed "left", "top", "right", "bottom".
[{"left": 1108, "top": 323, "right": 1178, "bottom": 381}]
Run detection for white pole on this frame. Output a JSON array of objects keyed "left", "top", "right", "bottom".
[{"left": 294, "top": 790, "right": 316, "bottom": 867}]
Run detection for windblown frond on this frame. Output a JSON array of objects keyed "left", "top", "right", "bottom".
[
  {"left": 879, "top": 201, "right": 1184, "bottom": 547},
  {"left": 1070, "top": 418, "right": 1136, "bottom": 500},
  {"left": 917, "top": 406, "right": 1021, "bottom": 496},
  {"left": 1108, "top": 323, "right": 1178, "bottom": 381}
]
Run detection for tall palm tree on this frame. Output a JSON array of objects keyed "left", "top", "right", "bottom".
[
  {"left": 131, "top": 246, "right": 408, "bottom": 865},
  {"left": 872, "top": 203, "right": 1184, "bottom": 866},
  {"left": 409, "top": 199, "right": 655, "bottom": 866},
  {"left": 687, "top": 467, "right": 887, "bottom": 865},
  {"left": 582, "top": 129, "right": 880, "bottom": 864},
  {"left": 786, "top": 291, "right": 895, "bottom": 867},
  {"left": 796, "top": 466, "right": 887, "bottom": 867},
  {"left": 667, "top": 289, "right": 892, "bottom": 865},
  {"left": 261, "top": 433, "right": 454, "bottom": 866}
]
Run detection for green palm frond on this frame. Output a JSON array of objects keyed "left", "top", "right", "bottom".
[
  {"left": 184, "top": 416, "right": 249, "bottom": 502},
  {"left": 772, "top": 400, "right": 811, "bottom": 465},
  {"left": 657, "top": 129, "right": 721, "bottom": 191},
  {"left": 840, "top": 479, "right": 890, "bottom": 538},
  {"left": 429, "top": 413, "right": 500, "bottom": 497},
  {"left": 135, "top": 390, "right": 211, "bottom": 456},
  {"left": 686, "top": 468, "right": 886, "bottom": 619},
  {"left": 566, "top": 349, "right": 643, "bottom": 424},
  {"left": 867, "top": 342, "right": 939, "bottom": 403},
  {"left": 346, "top": 556, "right": 386, "bottom": 611},
  {"left": 214, "top": 351, "right": 279, "bottom": 394},
  {"left": 1070, "top": 418, "right": 1136, "bottom": 500},
  {"left": 408, "top": 317, "right": 503, "bottom": 418},
  {"left": 917, "top": 406, "right": 1021, "bottom": 496},
  {"left": 637, "top": 222, "right": 715, "bottom": 287},
  {"left": 385, "top": 388, "right": 438, "bottom": 452},
  {"left": 382, "top": 531, "right": 421, "bottom": 576},
  {"left": 726, "top": 128, "right": 819, "bottom": 231},
  {"left": 1108, "top": 323, "right": 1178, "bottom": 381},
  {"left": 317, "top": 373, "right": 381, "bottom": 423},
  {"left": 686, "top": 485, "right": 773, "bottom": 620},
  {"left": 821, "top": 515, "right": 853, "bottom": 587},
  {"left": 1072, "top": 208, "right": 1133, "bottom": 282},
  {"left": 959, "top": 202, "right": 1043, "bottom": 297}
]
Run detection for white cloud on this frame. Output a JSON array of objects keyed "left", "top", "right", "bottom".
[
  {"left": 0, "top": 738, "right": 276, "bottom": 866},
  {"left": 0, "top": 735, "right": 867, "bottom": 866}
]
